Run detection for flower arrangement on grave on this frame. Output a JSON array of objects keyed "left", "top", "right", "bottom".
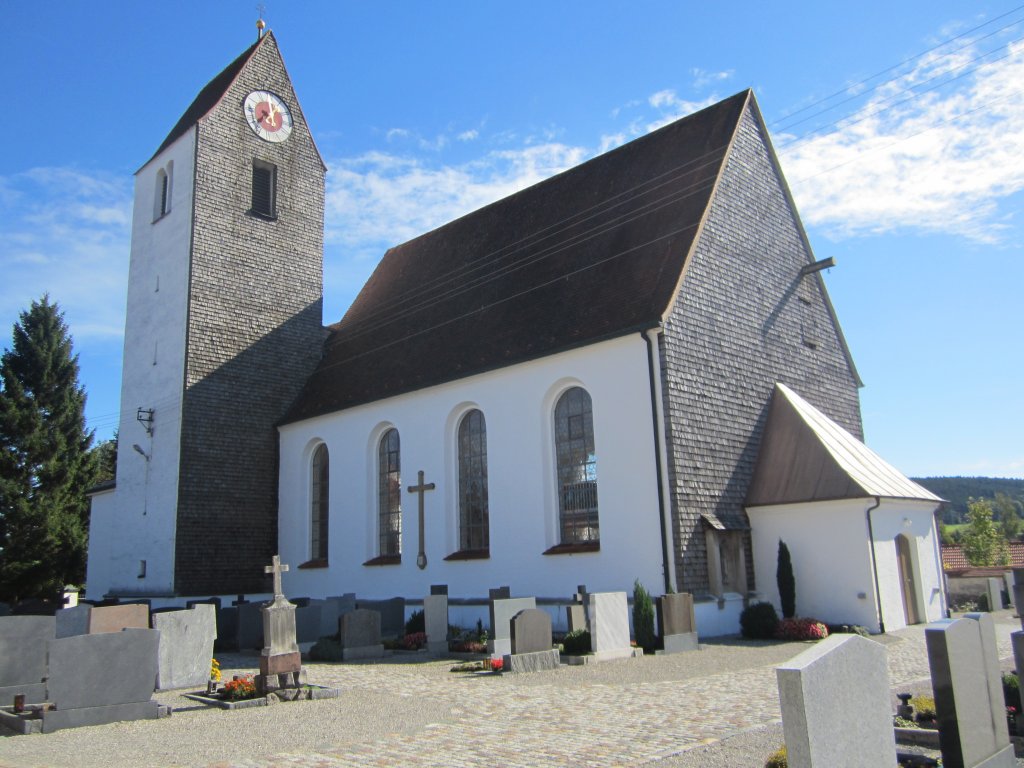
[
  {"left": 209, "top": 658, "right": 222, "bottom": 683},
  {"left": 402, "top": 631, "right": 427, "bottom": 650},
  {"left": 490, "top": 658, "right": 503, "bottom": 672},
  {"left": 223, "top": 674, "right": 257, "bottom": 701}
]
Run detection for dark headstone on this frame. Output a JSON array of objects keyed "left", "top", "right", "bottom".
[
  {"left": 657, "top": 593, "right": 695, "bottom": 636},
  {"left": 339, "top": 609, "right": 383, "bottom": 660},
  {"left": 489, "top": 597, "right": 536, "bottom": 658},
  {"left": 55, "top": 604, "right": 92, "bottom": 638},
  {"left": 0, "top": 603, "right": 10, "bottom": 617},
  {"left": 430, "top": 584, "right": 449, "bottom": 596},
  {"left": 215, "top": 605, "right": 240, "bottom": 651},
  {"left": 237, "top": 601, "right": 265, "bottom": 650},
  {"left": 294, "top": 600, "right": 323, "bottom": 643},
  {"left": 510, "top": 609, "right": 552, "bottom": 655},
  {"left": 322, "top": 594, "right": 356, "bottom": 638},
  {"left": 356, "top": 598, "right": 404, "bottom": 638},
  {"left": 489, "top": 586, "right": 511, "bottom": 601},
  {"left": 0, "top": 615, "right": 55, "bottom": 703}
]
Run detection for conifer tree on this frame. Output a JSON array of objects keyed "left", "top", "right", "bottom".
[
  {"left": 776, "top": 539, "right": 796, "bottom": 619},
  {"left": 0, "top": 296, "right": 97, "bottom": 604}
]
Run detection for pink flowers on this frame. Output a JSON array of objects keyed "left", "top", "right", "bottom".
[
  {"left": 402, "top": 632, "right": 427, "bottom": 650},
  {"left": 775, "top": 618, "right": 830, "bottom": 641}
]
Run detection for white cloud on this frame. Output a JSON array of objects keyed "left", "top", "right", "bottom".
[
  {"left": 645, "top": 89, "right": 720, "bottom": 132},
  {"left": 457, "top": 129, "right": 479, "bottom": 142},
  {"left": 691, "top": 68, "right": 734, "bottom": 89},
  {"left": 779, "top": 37, "right": 1024, "bottom": 242},
  {"left": 0, "top": 167, "right": 131, "bottom": 344}
]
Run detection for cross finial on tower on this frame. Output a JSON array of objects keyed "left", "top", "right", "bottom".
[{"left": 256, "top": 4, "right": 267, "bottom": 40}]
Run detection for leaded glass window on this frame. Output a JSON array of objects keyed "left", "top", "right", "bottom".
[
  {"left": 554, "top": 387, "right": 599, "bottom": 543},
  {"left": 458, "top": 409, "right": 489, "bottom": 551},
  {"left": 310, "top": 443, "right": 329, "bottom": 561},
  {"left": 378, "top": 428, "right": 402, "bottom": 556}
]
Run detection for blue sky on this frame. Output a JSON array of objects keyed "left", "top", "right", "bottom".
[{"left": 4, "top": 2, "right": 1023, "bottom": 479}]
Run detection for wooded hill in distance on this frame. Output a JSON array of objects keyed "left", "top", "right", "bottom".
[{"left": 912, "top": 476, "right": 1024, "bottom": 524}]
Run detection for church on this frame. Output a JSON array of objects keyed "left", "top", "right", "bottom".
[{"left": 86, "top": 31, "right": 946, "bottom": 634}]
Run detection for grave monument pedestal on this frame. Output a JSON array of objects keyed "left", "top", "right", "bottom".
[{"left": 255, "top": 556, "right": 304, "bottom": 696}]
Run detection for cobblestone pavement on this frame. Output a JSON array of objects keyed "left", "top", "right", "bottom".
[{"left": 0, "top": 612, "right": 1018, "bottom": 768}]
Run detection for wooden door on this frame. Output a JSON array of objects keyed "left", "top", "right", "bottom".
[{"left": 896, "top": 535, "right": 920, "bottom": 625}]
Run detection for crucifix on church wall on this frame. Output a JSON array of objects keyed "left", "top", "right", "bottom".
[{"left": 407, "top": 470, "right": 435, "bottom": 570}]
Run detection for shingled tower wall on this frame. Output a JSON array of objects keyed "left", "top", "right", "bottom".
[
  {"left": 660, "top": 101, "right": 862, "bottom": 594},
  {"left": 174, "top": 34, "right": 324, "bottom": 595}
]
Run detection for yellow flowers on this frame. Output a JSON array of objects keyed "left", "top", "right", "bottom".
[{"left": 210, "top": 658, "right": 222, "bottom": 682}]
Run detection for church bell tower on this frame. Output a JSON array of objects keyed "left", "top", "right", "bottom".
[{"left": 86, "top": 30, "right": 325, "bottom": 597}]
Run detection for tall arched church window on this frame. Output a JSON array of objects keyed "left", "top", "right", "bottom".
[
  {"left": 310, "top": 443, "right": 329, "bottom": 561},
  {"left": 457, "top": 409, "right": 489, "bottom": 552},
  {"left": 378, "top": 428, "right": 402, "bottom": 557},
  {"left": 153, "top": 163, "right": 172, "bottom": 221},
  {"left": 554, "top": 387, "right": 599, "bottom": 544}
]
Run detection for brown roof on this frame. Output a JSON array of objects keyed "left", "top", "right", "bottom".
[
  {"left": 142, "top": 36, "right": 265, "bottom": 168},
  {"left": 942, "top": 543, "right": 1024, "bottom": 572},
  {"left": 284, "top": 90, "right": 752, "bottom": 424}
]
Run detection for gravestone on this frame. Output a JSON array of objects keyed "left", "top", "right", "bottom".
[
  {"left": 1014, "top": 569, "right": 1024, "bottom": 624},
  {"left": 0, "top": 615, "right": 55, "bottom": 703},
  {"left": 42, "top": 628, "right": 162, "bottom": 732},
  {"left": 257, "top": 556, "right": 302, "bottom": 694},
  {"left": 0, "top": 603, "right": 10, "bottom": 617},
  {"left": 926, "top": 613, "right": 1014, "bottom": 768},
  {"left": 151, "top": 604, "right": 217, "bottom": 690},
  {"left": 357, "top": 598, "right": 405, "bottom": 638},
  {"left": 656, "top": 592, "right": 698, "bottom": 653},
  {"left": 431, "top": 584, "right": 449, "bottom": 595},
  {"left": 424, "top": 593, "right": 449, "bottom": 655},
  {"left": 88, "top": 603, "right": 150, "bottom": 634},
  {"left": 1005, "top": 572, "right": 1016, "bottom": 611},
  {"left": 186, "top": 597, "right": 223, "bottom": 636},
  {"left": 1013, "top": 630, "right": 1024, "bottom": 732},
  {"left": 987, "top": 577, "right": 1003, "bottom": 612},
  {"left": 322, "top": 594, "right": 356, "bottom": 638},
  {"left": 504, "top": 608, "right": 560, "bottom": 673},
  {"left": 587, "top": 592, "right": 640, "bottom": 661},
  {"left": 215, "top": 605, "right": 240, "bottom": 651},
  {"left": 292, "top": 599, "right": 323, "bottom": 644},
  {"left": 489, "top": 586, "right": 511, "bottom": 600},
  {"left": 489, "top": 596, "right": 536, "bottom": 659},
  {"left": 776, "top": 634, "right": 896, "bottom": 767},
  {"left": 339, "top": 609, "right": 384, "bottom": 660},
  {"left": 566, "top": 604, "right": 587, "bottom": 633},
  {"left": 236, "top": 601, "right": 265, "bottom": 650},
  {"left": 55, "top": 604, "right": 92, "bottom": 638}
]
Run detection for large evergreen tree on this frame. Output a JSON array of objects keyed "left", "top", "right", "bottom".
[{"left": 0, "top": 296, "right": 97, "bottom": 603}]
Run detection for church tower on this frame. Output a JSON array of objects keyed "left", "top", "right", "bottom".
[{"left": 87, "top": 31, "right": 325, "bottom": 597}]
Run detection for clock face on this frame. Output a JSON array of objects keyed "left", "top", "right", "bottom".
[{"left": 243, "top": 90, "right": 293, "bottom": 143}]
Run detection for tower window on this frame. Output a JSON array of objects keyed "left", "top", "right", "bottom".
[
  {"left": 251, "top": 160, "right": 277, "bottom": 219},
  {"left": 153, "top": 162, "right": 172, "bottom": 221}
]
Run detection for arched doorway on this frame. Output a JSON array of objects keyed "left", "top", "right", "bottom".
[{"left": 896, "top": 534, "right": 921, "bottom": 625}]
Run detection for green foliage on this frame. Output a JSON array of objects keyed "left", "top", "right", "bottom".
[
  {"left": 632, "top": 579, "right": 656, "bottom": 653},
  {"left": 764, "top": 745, "right": 787, "bottom": 768},
  {"left": 91, "top": 432, "right": 117, "bottom": 484},
  {"left": 910, "top": 694, "right": 936, "bottom": 719},
  {"left": 405, "top": 609, "right": 425, "bottom": 635},
  {"left": 993, "top": 493, "right": 1024, "bottom": 542},
  {"left": 776, "top": 540, "right": 796, "bottom": 619},
  {"left": 740, "top": 602, "right": 780, "bottom": 640},
  {"left": 961, "top": 498, "right": 1010, "bottom": 567},
  {"left": 913, "top": 476, "right": 1024, "bottom": 525},
  {"left": 0, "top": 297, "right": 98, "bottom": 604},
  {"left": 561, "top": 629, "right": 591, "bottom": 655},
  {"left": 1003, "top": 672, "right": 1020, "bottom": 708}
]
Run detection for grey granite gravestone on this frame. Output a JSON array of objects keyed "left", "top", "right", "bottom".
[
  {"left": 1005, "top": 572, "right": 1015, "bottom": 610},
  {"left": 926, "top": 614, "right": 1014, "bottom": 768},
  {"left": 776, "top": 634, "right": 896, "bottom": 768},
  {"left": 656, "top": 593, "right": 698, "bottom": 653},
  {"left": 0, "top": 603, "right": 10, "bottom": 617},
  {"left": 489, "top": 586, "right": 512, "bottom": 600},
  {"left": 1013, "top": 630, "right": 1024, "bottom": 732},
  {"left": 489, "top": 596, "right": 536, "bottom": 659},
  {"left": 588, "top": 592, "right": 639, "bottom": 661},
  {"left": 42, "top": 628, "right": 161, "bottom": 732},
  {"left": 504, "top": 609, "right": 559, "bottom": 673},
  {"left": 322, "top": 594, "right": 356, "bottom": 638},
  {"left": 340, "top": 609, "right": 384, "bottom": 660},
  {"left": 151, "top": 604, "right": 217, "bottom": 690},
  {"left": 988, "top": 577, "right": 1004, "bottom": 612},
  {"left": 1014, "top": 570, "right": 1024, "bottom": 624},
  {"left": 424, "top": 593, "right": 449, "bottom": 655},
  {"left": 566, "top": 604, "right": 586, "bottom": 633},
  {"left": 0, "top": 615, "right": 55, "bottom": 703},
  {"left": 293, "top": 600, "right": 323, "bottom": 644},
  {"left": 431, "top": 584, "right": 448, "bottom": 595},
  {"left": 357, "top": 598, "right": 405, "bottom": 638},
  {"left": 215, "top": 605, "right": 240, "bottom": 650},
  {"left": 88, "top": 603, "right": 150, "bottom": 634},
  {"left": 56, "top": 604, "right": 92, "bottom": 638},
  {"left": 237, "top": 601, "right": 265, "bottom": 650}
]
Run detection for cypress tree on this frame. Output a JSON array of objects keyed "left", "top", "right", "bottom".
[
  {"left": 632, "top": 579, "right": 656, "bottom": 653},
  {"left": 777, "top": 539, "right": 796, "bottom": 619},
  {"left": 0, "top": 296, "right": 97, "bottom": 604}
]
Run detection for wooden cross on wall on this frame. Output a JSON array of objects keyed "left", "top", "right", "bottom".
[
  {"left": 265, "top": 554, "right": 289, "bottom": 599},
  {"left": 407, "top": 470, "right": 435, "bottom": 570}
]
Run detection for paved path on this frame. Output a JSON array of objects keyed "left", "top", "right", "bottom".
[{"left": 0, "top": 612, "right": 1017, "bottom": 768}]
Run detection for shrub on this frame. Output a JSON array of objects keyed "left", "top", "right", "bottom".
[
  {"left": 1004, "top": 672, "right": 1020, "bottom": 708},
  {"left": 893, "top": 716, "right": 919, "bottom": 729},
  {"left": 911, "top": 694, "right": 936, "bottom": 719},
  {"left": 775, "top": 618, "right": 829, "bottom": 641},
  {"left": 764, "top": 745, "right": 787, "bottom": 768},
  {"left": 632, "top": 579, "right": 656, "bottom": 653},
  {"left": 561, "top": 629, "right": 592, "bottom": 655},
  {"left": 777, "top": 540, "right": 796, "bottom": 619},
  {"left": 740, "top": 602, "right": 780, "bottom": 640},
  {"left": 405, "top": 609, "right": 425, "bottom": 635}
]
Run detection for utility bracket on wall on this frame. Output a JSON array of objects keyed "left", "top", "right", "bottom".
[{"left": 136, "top": 407, "right": 155, "bottom": 436}]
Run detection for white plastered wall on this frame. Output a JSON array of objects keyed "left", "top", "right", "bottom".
[
  {"left": 748, "top": 497, "right": 945, "bottom": 633},
  {"left": 86, "top": 131, "right": 195, "bottom": 598},
  {"left": 277, "top": 334, "right": 665, "bottom": 603}
]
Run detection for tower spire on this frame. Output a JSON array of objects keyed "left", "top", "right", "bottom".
[{"left": 256, "top": 4, "right": 266, "bottom": 40}]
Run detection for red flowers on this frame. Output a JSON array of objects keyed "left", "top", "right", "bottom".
[
  {"left": 775, "top": 618, "right": 829, "bottom": 641},
  {"left": 490, "top": 658, "right": 504, "bottom": 672}
]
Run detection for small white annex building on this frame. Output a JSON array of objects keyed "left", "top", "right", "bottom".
[{"left": 747, "top": 384, "right": 946, "bottom": 633}]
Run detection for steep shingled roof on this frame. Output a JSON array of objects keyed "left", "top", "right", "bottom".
[
  {"left": 142, "top": 36, "right": 264, "bottom": 167},
  {"left": 746, "top": 383, "right": 943, "bottom": 506},
  {"left": 284, "top": 90, "right": 753, "bottom": 424}
]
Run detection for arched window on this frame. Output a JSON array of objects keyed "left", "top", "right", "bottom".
[
  {"left": 554, "top": 387, "right": 599, "bottom": 544},
  {"left": 310, "top": 443, "right": 329, "bottom": 561},
  {"left": 153, "top": 164, "right": 171, "bottom": 221},
  {"left": 378, "top": 428, "right": 402, "bottom": 556},
  {"left": 457, "top": 409, "right": 489, "bottom": 552}
]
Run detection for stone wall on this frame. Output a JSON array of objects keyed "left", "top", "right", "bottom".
[
  {"left": 660, "top": 101, "right": 862, "bottom": 594},
  {"left": 175, "top": 35, "right": 325, "bottom": 595}
]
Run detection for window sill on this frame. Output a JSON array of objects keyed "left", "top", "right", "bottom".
[
  {"left": 362, "top": 554, "right": 401, "bottom": 567},
  {"left": 443, "top": 549, "right": 490, "bottom": 561},
  {"left": 152, "top": 211, "right": 170, "bottom": 224},
  {"left": 297, "top": 558, "right": 328, "bottom": 570},
  {"left": 247, "top": 209, "right": 277, "bottom": 222},
  {"left": 543, "top": 542, "right": 600, "bottom": 556}
]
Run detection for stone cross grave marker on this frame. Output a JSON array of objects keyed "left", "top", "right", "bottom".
[
  {"left": 776, "top": 634, "right": 896, "bottom": 768},
  {"left": 258, "top": 555, "right": 301, "bottom": 692},
  {"left": 407, "top": 470, "right": 436, "bottom": 570},
  {"left": 266, "top": 554, "right": 289, "bottom": 598},
  {"left": 926, "top": 613, "right": 1014, "bottom": 768}
]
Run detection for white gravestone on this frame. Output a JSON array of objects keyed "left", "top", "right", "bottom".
[
  {"left": 423, "top": 594, "right": 448, "bottom": 655},
  {"left": 587, "top": 592, "right": 640, "bottom": 661},
  {"left": 987, "top": 577, "right": 1003, "bottom": 612}
]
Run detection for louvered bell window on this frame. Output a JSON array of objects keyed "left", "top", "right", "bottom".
[{"left": 251, "top": 160, "right": 277, "bottom": 219}]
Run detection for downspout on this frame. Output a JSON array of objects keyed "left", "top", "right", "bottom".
[
  {"left": 930, "top": 502, "right": 949, "bottom": 618},
  {"left": 642, "top": 327, "right": 678, "bottom": 593},
  {"left": 865, "top": 496, "right": 884, "bottom": 633}
]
